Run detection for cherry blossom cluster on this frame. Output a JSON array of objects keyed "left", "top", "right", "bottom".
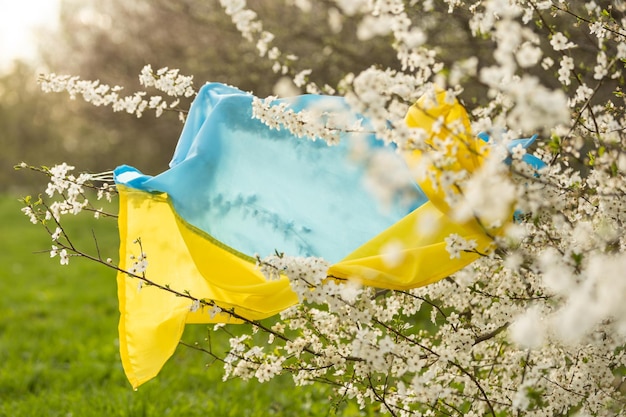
[
  {"left": 18, "top": 163, "right": 116, "bottom": 266},
  {"left": 251, "top": 95, "right": 373, "bottom": 145}
]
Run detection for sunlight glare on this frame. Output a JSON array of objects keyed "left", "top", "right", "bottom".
[{"left": 0, "top": 0, "right": 60, "bottom": 71}]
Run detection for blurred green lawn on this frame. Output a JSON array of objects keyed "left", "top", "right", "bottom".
[{"left": 0, "top": 195, "right": 370, "bottom": 417}]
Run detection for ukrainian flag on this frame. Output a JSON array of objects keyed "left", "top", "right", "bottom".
[{"left": 114, "top": 83, "right": 540, "bottom": 388}]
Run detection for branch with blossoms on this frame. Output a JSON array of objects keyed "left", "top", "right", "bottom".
[{"left": 38, "top": 65, "right": 195, "bottom": 120}]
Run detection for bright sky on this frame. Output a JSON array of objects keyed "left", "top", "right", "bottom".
[{"left": 0, "top": 0, "right": 60, "bottom": 72}]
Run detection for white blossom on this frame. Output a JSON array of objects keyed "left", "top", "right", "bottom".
[
  {"left": 550, "top": 32, "right": 576, "bottom": 51},
  {"left": 444, "top": 233, "right": 478, "bottom": 259},
  {"left": 59, "top": 249, "right": 69, "bottom": 266},
  {"left": 509, "top": 306, "right": 546, "bottom": 349}
]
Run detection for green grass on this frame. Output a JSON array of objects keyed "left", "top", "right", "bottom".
[{"left": 0, "top": 195, "right": 370, "bottom": 417}]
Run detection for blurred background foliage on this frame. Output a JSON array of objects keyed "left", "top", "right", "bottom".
[{"left": 2, "top": 0, "right": 619, "bottom": 193}]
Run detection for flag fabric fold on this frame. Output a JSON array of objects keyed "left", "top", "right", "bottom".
[{"left": 114, "top": 83, "right": 542, "bottom": 388}]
